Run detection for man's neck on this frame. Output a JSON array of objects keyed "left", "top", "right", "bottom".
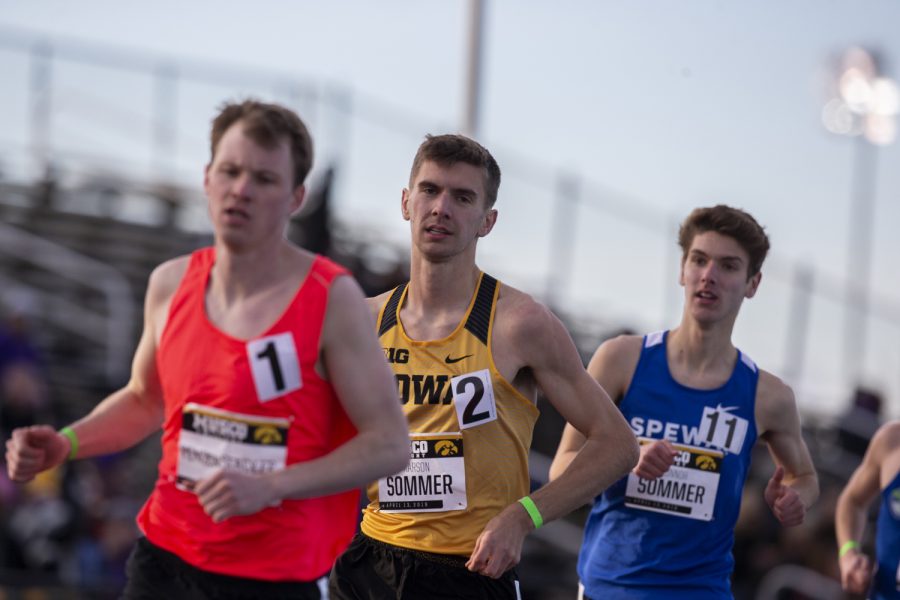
[
  {"left": 210, "top": 239, "right": 292, "bottom": 303},
  {"left": 406, "top": 253, "right": 481, "bottom": 313},
  {"left": 400, "top": 254, "right": 481, "bottom": 341},
  {"left": 668, "top": 319, "right": 737, "bottom": 377}
]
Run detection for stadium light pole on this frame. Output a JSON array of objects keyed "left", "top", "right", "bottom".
[
  {"left": 462, "top": 0, "right": 485, "bottom": 139},
  {"left": 29, "top": 41, "right": 53, "bottom": 178},
  {"left": 821, "top": 46, "right": 899, "bottom": 384}
]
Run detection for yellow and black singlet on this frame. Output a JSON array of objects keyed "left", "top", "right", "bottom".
[{"left": 361, "top": 272, "right": 539, "bottom": 556}]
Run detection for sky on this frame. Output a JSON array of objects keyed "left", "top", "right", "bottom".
[{"left": 0, "top": 0, "right": 898, "bottom": 418}]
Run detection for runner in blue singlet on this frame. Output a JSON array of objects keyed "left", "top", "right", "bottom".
[
  {"left": 837, "top": 421, "right": 900, "bottom": 599},
  {"left": 551, "top": 205, "right": 819, "bottom": 599}
]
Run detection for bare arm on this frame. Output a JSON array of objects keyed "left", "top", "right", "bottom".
[
  {"left": 756, "top": 372, "right": 819, "bottom": 525},
  {"left": 835, "top": 422, "right": 899, "bottom": 593},
  {"left": 6, "top": 259, "right": 179, "bottom": 481},
  {"left": 196, "top": 276, "right": 408, "bottom": 520},
  {"left": 468, "top": 304, "right": 638, "bottom": 577},
  {"left": 549, "top": 335, "right": 640, "bottom": 480},
  {"left": 528, "top": 313, "right": 639, "bottom": 518}
]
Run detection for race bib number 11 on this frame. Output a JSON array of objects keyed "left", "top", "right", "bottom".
[{"left": 697, "top": 405, "right": 749, "bottom": 454}]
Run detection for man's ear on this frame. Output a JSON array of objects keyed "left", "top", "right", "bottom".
[
  {"left": 290, "top": 185, "right": 306, "bottom": 216},
  {"left": 477, "top": 208, "right": 498, "bottom": 237},
  {"left": 401, "top": 188, "right": 411, "bottom": 221},
  {"left": 745, "top": 271, "right": 762, "bottom": 299}
]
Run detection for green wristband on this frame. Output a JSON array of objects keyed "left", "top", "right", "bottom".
[
  {"left": 839, "top": 540, "right": 859, "bottom": 558},
  {"left": 518, "top": 496, "right": 543, "bottom": 529},
  {"left": 59, "top": 426, "right": 79, "bottom": 460}
]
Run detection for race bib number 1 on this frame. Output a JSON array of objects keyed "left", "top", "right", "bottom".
[{"left": 247, "top": 333, "right": 302, "bottom": 403}]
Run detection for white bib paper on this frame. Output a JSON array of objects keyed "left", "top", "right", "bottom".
[
  {"left": 378, "top": 434, "right": 467, "bottom": 513},
  {"left": 176, "top": 403, "right": 290, "bottom": 490},
  {"left": 625, "top": 438, "right": 723, "bottom": 521}
]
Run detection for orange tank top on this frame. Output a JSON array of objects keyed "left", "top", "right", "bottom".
[{"left": 137, "top": 247, "right": 358, "bottom": 581}]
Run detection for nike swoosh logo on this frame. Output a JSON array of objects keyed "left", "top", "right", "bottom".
[{"left": 444, "top": 354, "right": 473, "bottom": 364}]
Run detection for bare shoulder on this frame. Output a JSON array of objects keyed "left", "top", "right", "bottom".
[
  {"left": 320, "top": 276, "right": 371, "bottom": 352},
  {"left": 492, "top": 283, "right": 585, "bottom": 380},
  {"left": 869, "top": 420, "right": 900, "bottom": 458},
  {"left": 587, "top": 334, "right": 643, "bottom": 401},
  {"left": 590, "top": 334, "right": 643, "bottom": 371},
  {"left": 755, "top": 369, "right": 799, "bottom": 431},
  {"left": 322, "top": 274, "right": 378, "bottom": 329},
  {"left": 494, "top": 283, "right": 557, "bottom": 340},
  {"left": 147, "top": 255, "right": 190, "bottom": 308},
  {"left": 367, "top": 289, "right": 396, "bottom": 321},
  {"left": 756, "top": 370, "right": 794, "bottom": 406}
]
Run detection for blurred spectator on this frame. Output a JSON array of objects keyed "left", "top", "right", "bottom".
[
  {"left": 0, "top": 298, "right": 50, "bottom": 437},
  {"left": 4, "top": 466, "right": 75, "bottom": 576},
  {"left": 837, "top": 386, "right": 883, "bottom": 457}
]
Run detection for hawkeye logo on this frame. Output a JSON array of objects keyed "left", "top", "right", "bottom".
[
  {"left": 435, "top": 440, "right": 459, "bottom": 456},
  {"left": 695, "top": 455, "right": 717, "bottom": 471},
  {"left": 253, "top": 426, "right": 283, "bottom": 445},
  {"left": 396, "top": 374, "right": 453, "bottom": 405},
  {"left": 410, "top": 439, "right": 461, "bottom": 459}
]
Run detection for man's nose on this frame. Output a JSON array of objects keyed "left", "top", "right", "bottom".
[
  {"left": 431, "top": 192, "right": 451, "bottom": 216},
  {"left": 232, "top": 172, "right": 253, "bottom": 197}
]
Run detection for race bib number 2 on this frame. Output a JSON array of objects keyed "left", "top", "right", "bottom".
[{"left": 451, "top": 369, "right": 497, "bottom": 430}]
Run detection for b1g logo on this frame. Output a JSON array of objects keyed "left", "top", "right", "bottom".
[{"left": 384, "top": 347, "right": 409, "bottom": 364}]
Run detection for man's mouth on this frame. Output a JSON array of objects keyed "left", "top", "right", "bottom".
[{"left": 224, "top": 207, "right": 249, "bottom": 220}]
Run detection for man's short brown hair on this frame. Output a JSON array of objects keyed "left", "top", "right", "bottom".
[
  {"left": 210, "top": 99, "right": 313, "bottom": 187},
  {"left": 409, "top": 134, "right": 501, "bottom": 207},
  {"left": 678, "top": 205, "right": 770, "bottom": 278}
]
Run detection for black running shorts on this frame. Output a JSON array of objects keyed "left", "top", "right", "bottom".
[
  {"left": 121, "top": 537, "right": 323, "bottom": 600},
  {"left": 329, "top": 533, "right": 522, "bottom": 600}
]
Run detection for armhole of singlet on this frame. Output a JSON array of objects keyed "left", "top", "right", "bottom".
[{"left": 377, "top": 283, "right": 407, "bottom": 337}]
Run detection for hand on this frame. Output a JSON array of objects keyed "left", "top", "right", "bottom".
[
  {"left": 465, "top": 502, "right": 531, "bottom": 578},
  {"left": 5, "top": 426, "right": 70, "bottom": 482},
  {"left": 764, "top": 466, "right": 805, "bottom": 526},
  {"left": 194, "top": 470, "right": 278, "bottom": 523},
  {"left": 632, "top": 440, "right": 677, "bottom": 480},
  {"left": 839, "top": 548, "right": 873, "bottom": 594}
]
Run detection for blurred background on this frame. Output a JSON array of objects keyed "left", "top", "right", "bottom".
[{"left": 0, "top": 1, "right": 897, "bottom": 598}]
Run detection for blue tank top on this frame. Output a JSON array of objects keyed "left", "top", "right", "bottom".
[
  {"left": 578, "top": 330, "right": 759, "bottom": 600},
  {"left": 873, "top": 470, "right": 900, "bottom": 599}
]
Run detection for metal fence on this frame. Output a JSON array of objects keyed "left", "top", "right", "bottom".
[{"left": 0, "top": 26, "right": 897, "bottom": 420}]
